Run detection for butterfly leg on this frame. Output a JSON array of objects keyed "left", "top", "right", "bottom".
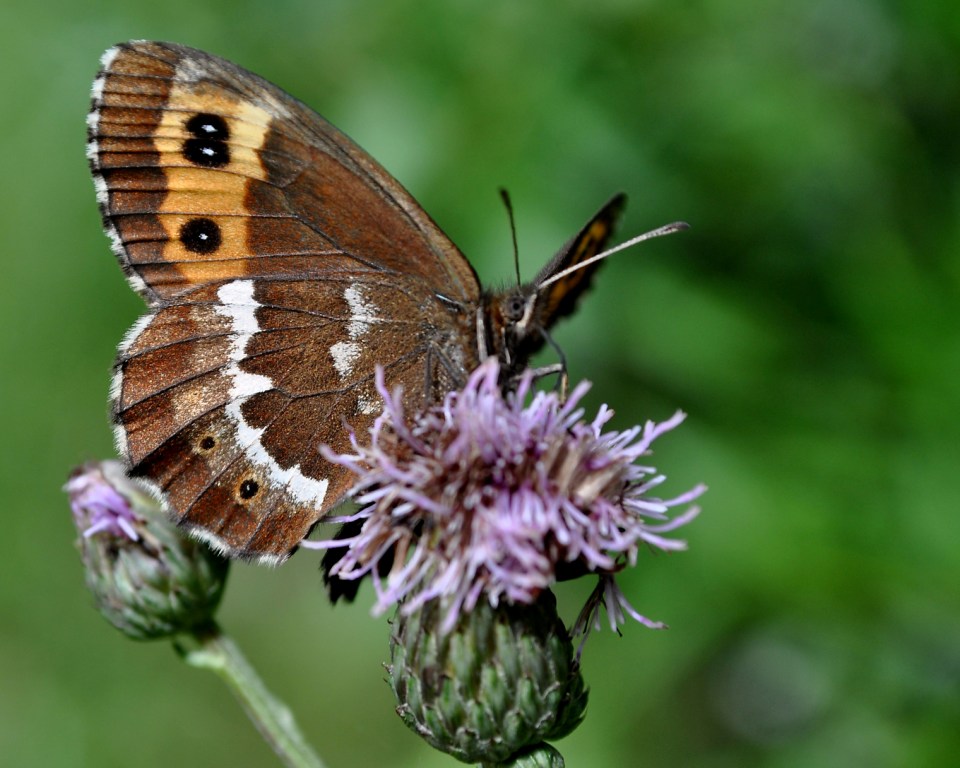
[
  {"left": 520, "top": 363, "right": 567, "bottom": 398},
  {"left": 427, "top": 345, "right": 473, "bottom": 399},
  {"left": 538, "top": 327, "right": 569, "bottom": 401}
]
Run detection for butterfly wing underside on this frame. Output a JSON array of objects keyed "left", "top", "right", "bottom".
[
  {"left": 534, "top": 193, "right": 626, "bottom": 331},
  {"left": 89, "top": 41, "right": 481, "bottom": 562}
]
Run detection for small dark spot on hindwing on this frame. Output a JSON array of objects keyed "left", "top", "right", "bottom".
[{"left": 239, "top": 478, "right": 260, "bottom": 500}]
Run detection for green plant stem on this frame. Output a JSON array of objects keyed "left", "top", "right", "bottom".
[{"left": 178, "top": 621, "right": 326, "bottom": 768}]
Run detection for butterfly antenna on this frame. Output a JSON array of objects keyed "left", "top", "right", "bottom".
[
  {"left": 499, "top": 188, "right": 522, "bottom": 287},
  {"left": 538, "top": 220, "right": 690, "bottom": 290}
]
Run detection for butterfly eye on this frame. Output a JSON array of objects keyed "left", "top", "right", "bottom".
[{"left": 504, "top": 295, "right": 527, "bottom": 322}]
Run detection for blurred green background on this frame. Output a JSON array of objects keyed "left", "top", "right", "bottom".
[{"left": 2, "top": 0, "right": 958, "bottom": 765}]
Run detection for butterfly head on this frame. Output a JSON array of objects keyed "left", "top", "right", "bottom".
[
  {"left": 479, "top": 194, "right": 630, "bottom": 381},
  {"left": 483, "top": 285, "right": 545, "bottom": 376}
]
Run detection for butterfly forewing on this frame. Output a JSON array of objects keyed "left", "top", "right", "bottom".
[
  {"left": 533, "top": 193, "right": 626, "bottom": 330},
  {"left": 90, "top": 42, "right": 480, "bottom": 303},
  {"left": 91, "top": 41, "right": 481, "bottom": 561}
]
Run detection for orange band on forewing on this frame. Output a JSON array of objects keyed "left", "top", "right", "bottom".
[
  {"left": 156, "top": 85, "right": 272, "bottom": 282},
  {"left": 542, "top": 216, "right": 610, "bottom": 320}
]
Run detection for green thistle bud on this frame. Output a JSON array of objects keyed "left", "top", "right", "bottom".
[
  {"left": 388, "top": 590, "right": 587, "bottom": 766},
  {"left": 67, "top": 461, "right": 228, "bottom": 640}
]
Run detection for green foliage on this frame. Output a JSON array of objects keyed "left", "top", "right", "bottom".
[{"left": 2, "top": 1, "right": 957, "bottom": 766}]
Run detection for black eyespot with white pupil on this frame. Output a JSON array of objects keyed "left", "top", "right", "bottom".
[
  {"left": 183, "top": 113, "right": 230, "bottom": 168},
  {"left": 239, "top": 479, "right": 260, "bottom": 500},
  {"left": 199, "top": 435, "right": 216, "bottom": 451},
  {"left": 179, "top": 218, "right": 222, "bottom": 254}
]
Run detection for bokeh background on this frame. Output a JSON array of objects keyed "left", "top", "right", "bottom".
[{"left": 3, "top": 1, "right": 958, "bottom": 766}]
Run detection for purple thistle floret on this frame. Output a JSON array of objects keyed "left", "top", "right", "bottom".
[
  {"left": 66, "top": 462, "right": 140, "bottom": 541},
  {"left": 311, "top": 359, "right": 705, "bottom": 634}
]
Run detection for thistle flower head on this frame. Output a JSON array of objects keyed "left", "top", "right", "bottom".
[
  {"left": 67, "top": 461, "right": 228, "bottom": 640},
  {"left": 313, "top": 359, "right": 704, "bottom": 635}
]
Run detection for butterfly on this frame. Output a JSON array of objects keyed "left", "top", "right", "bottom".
[{"left": 88, "top": 41, "right": 647, "bottom": 566}]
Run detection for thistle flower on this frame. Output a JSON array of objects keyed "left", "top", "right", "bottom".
[
  {"left": 313, "top": 359, "right": 704, "bottom": 636},
  {"left": 66, "top": 460, "right": 228, "bottom": 640}
]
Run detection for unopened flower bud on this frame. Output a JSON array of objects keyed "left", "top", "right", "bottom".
[{"left": 66, "top": 461, "right": 228, "bottom": 640}]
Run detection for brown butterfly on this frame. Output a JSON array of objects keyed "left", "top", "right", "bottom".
[{"left": 88, "top": 41, "right": 675, "bottom": 565}]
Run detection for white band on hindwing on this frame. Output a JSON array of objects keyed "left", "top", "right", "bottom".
[
  {"left": 330, "top": 283, "right": 381, "bottom": 380},
  {"left": 329, "top": 283, "right": 383, "bottom": 415},
  {"left": 215, "top": 279, "right": 329, "bottom": 508}
]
